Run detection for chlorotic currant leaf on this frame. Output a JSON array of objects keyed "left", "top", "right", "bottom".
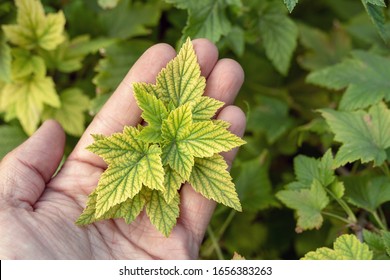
[
  {"left": 161, "top": 103, "right": 194, "bottom": 179},
  {"left": 163, "top": 165, "right": 185, "bottom": 204},
  {"left": 2, "top": 0, "right": 65, "bottom": 50},
  {"left": 77, "top": 38, "right": 245, "bottom": 237},
  {"left": 302, "top": 234, "right": 373, "bottom": 260},
  {"left": 156, "top": 38, "right": 206, "bottom": 107},
  {"left": 213, "top": 119, "right": 231, "bottom": 129},
  {"left": 182, "top": 120, "right": 246, "bottom": 158},
  {"left": 75, "top": 191, "right": 99, "bottom": 226},
  {"left": 87, "top": 126, "right": 164, "bottom": 217},
  {"left": 42, "top": 88, "right": 89, "bottom": 137},
  {"left": 191, "top": 96, "right": 224, "bottom": 122},
  {"left": 161, "top": 103, "right": 245, "bottom": 179},
  {"left": 132, "top": 82, "right": 162, "bottom": 100},
  {"left": 76, "top": 190, "right": 146, "bottom": 225},
  {"left": 189, "top": 154, "right": 242, "bottom": 211},
  {"left": 276, "top": 179, "right": 329, "bottom": 232},
  {"left": 103, "top": 191, "right": 146, "bottom": 223},
  {"left": 145, "top": 189, "right": 180, "bottom": 237},
  {"left": 134, "top": 86, "right": 168, "bottom": 143},
  {"left": 0, "top": 74, "right": 60, "bottom": 135}
]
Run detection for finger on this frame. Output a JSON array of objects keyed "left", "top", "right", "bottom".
[
  {"left": 0, "top": 120, "right": 65, "bottom": 208},
  {"left": 68, "top": 39, "right": 219, "bottom": 169},
  {"left": 179, "top": 105, "right": 246, "bottom": 245},
  {"left": 204, "top": 58, "right": 245, "bottom": 106}
]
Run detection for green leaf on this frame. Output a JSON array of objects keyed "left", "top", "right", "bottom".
[
  {"left": 283, "top": 0, "right": 298, "bottom": 13},
  {"left": 42, "top": 88, "right": 90, "bottom": 136},
  {"left": 259, "top": 6, "right": 298, "bottom": 75},
  {"left": 308, "top": 51, "right": 390, "bottom": 110},
  {"left": 189, "top": 154, "right": 242, "bottom": 211},
  {"left": 145, "top": 189, "right": 180, "bottom": 237},
  {"left": 276, "top": 179, "right": 329, "bottom": 232},
  {"left": 343, "top": 175, "right": 390, "bottom": 212},
  {"left": 2, "top": 0, "right": 65, "bottom": 50},
  {"left": 100, "top": 0, "right": 162, "bottom": 39},
  {"left": 298, "top": 23, "right": 351, "bottom": 71},
  {"left": 0, "top": 124, "right": 28, "bottom": 159},
  {"left": 156, "top": 38, "right": 206, "bottom": 107},
  {"left": 361, "top": 0, "right": 390, "bottom": 43},
  {"left": 286, "top": 150, "right": 335, "bottom": 190},
  {"left": 302, "top": 234, "right": 373, "bottom": 260},
  {"left": 93, "top": 40, "right": 153, "bottom": 95},
  {"left": 362, "top": 230, "right": 390, "bottom": 259},
  {"left": 234, "top": 156, "right": 278, "bottom": 212},
  {"left": 0, "top": 74, "right": 60, "bottom": 135},
  {"left": 364, "top": 0, "right": 386, "bottom": 6},
  {"left": 166, "top": 0, "right": 241, "bottom": 43},
  {"left": 0, "top": 34, "right": 11, "bottom": 82},
  {"left": 382, "top": 231, "right": 390, "bottom": 256},
  {"left": 246, "top": 96, "right": 294, "bottom": 143},
  {"left": 87, "top": 126, "right": 165, "bottom": 217},
  {"left": 320, "top": 102, "right": 390, "bottom": 167}
]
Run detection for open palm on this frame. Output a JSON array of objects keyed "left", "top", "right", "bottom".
[{"left": 0, "top": 39, "right": 245, "bottom": 260}]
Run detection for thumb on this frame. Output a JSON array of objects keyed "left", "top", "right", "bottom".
[{"left": 0, "top": 120, "right": 65, "bottom": 208}]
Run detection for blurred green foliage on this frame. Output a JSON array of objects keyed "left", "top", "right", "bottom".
[{"left": 1, "top": 0, "right": 390, "bottom": 259}]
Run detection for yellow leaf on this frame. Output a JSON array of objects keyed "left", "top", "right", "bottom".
[
  {"left": 156, "top": 38, "right": 206, "bottom": 107},
  {"left": 189, "top": 154, "right": 242, "bottom": 211},
  {"left": 1, "top": 74, "right": 60, "bottom": 135},
  {"left": 2, "top": 0, "right": 65, "bottom": 50},
  {"left": 42, "top": 88, "right": 90, "bottom": 136}
]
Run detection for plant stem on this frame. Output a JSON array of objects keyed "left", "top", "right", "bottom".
[
  {"left": 207, "top": 226, "right": 224, "bottom": 260},
  {"left": 380, "top": 162, "right": 390, "bottom": 177},
  {"left": 322, "top": 211, "right": 353, "bottom": 225},
  {"left": 371, "top": 210, "right": 387, "bottom": 231},
  {"left": 325, "top": 189, "right": 357, "bottom": 224},
  {"left": 378, "top": 207, "right": 388, "bottom": 229},
  {"left": 204, "top": 210, "right": 236, "bottom": 256}
]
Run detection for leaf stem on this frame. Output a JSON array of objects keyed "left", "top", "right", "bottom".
[
  {"left": 207, "top": 226, "right": 224, "bottom": 260},
  {"left": 204, "top": 210, "right": 236, "bottom": 256},
  {"left": 322, "top": 211, "right": 353, "bottom": 225},
  {"left": 325, "top": 189, "right": 357, "bottom": 224},
  {"left": 380, "top": 162, "right": 390, "bottom": 177},
  {"left": 378, "top": 207, "right": 388, "bottom": 229},
  {"left": 371, "top": 210, "right": 387, "bottom": 231}
]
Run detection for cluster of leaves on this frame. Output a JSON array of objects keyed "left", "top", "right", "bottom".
[
  {"left": 2, "top": 0, "right": 390, "bottom": 259},
  {"left": 76, "top": 39, "right": 245, "bottom": 237},
  {"left": 0, "top": 0, "right": 100, "bottom": 139}
]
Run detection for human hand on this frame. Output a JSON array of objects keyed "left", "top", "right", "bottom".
[{"left": 0, "top": 39, "right": 246, "bottom": 259}]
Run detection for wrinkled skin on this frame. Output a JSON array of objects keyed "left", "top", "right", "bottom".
[{"left": 0, "top": 39, "right": 246, "bottom": 259}]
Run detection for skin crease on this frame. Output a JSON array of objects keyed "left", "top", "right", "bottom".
[{"left": 0, "top": 39, "right": 246, "bottom": 260}]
